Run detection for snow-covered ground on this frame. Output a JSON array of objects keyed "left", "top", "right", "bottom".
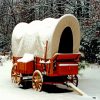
[{"left": 0, "top": 59, "right": 100, "bottom": 100}]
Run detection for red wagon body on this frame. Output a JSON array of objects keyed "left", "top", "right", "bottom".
[{"left": 11, "top": 53, "right": 80, "bottom": 91}]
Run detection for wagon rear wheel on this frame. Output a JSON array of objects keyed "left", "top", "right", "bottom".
[
  {"left": 32, "top": 70, "right": 43, "bottom": 92},
  {"left": 11, "top": 64, "right": 22, "bottom": 85}
]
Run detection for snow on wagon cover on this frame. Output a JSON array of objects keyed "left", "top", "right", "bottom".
[{"left": 12, "top": 14, "right": 80, "bottom": 59}]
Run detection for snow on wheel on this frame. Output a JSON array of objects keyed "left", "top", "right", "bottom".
[
  {"left": 11, "top": 64, "right": 22, "bottom": 85},
  {"left": 32, "top": 70, "right": 43, "bottom": 92}
]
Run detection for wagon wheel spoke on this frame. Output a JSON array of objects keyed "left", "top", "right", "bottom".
[
  {"left": 32, "top": 70, "right": 43, "bottom": 92},
  {"left": 32, "top": 82, "right": 42, "bottom": 91}
]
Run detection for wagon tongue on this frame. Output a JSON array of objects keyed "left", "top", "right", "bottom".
[{"left": 67, "top": 82, "right": 97, "bottom": 99}]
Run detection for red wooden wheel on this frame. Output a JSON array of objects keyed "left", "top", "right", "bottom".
[
  {"left": 11, "top": 64, "right": 22, "bottom": 85},
  {"left": 32, "top": 70, "right": 43, "bottom": 92}
]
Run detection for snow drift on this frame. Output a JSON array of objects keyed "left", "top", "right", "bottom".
[{"left": 12, "top": 14, "right": 80, "bottom": 58}]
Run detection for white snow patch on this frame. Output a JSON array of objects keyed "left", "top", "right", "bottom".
[{"left": 17, "top": 53, "right": 34, "bottom": 63}]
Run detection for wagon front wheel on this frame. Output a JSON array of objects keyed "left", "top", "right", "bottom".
[
  {"left": 67, "top": 75, "right": 78, "bottom": 87},
  {"left": 32, "top": 70, "right": 43, "bottom": 92},
  {"left": 65, "top": 75, "right": 78, "bottom": 90},
  {"left": 11, "top": 64, "right": 22, "bottom": 85}
]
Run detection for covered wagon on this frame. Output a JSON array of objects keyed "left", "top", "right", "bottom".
[{"left": 11, "top": 14, "right": 80, "bottom": 91}]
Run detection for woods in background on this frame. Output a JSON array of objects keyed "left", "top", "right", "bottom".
[{"left": 0, "top": 0, "right": 100, "bottom": 63}]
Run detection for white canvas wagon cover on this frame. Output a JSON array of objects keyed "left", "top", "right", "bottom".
[{"left": 12, "top": 14, "right": 80, "bottom": 59}]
